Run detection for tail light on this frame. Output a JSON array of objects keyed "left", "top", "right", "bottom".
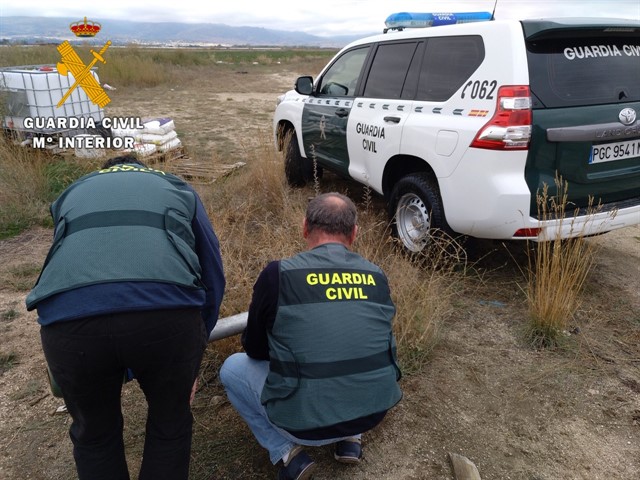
[
  {"left": 471, "top": 85, "right": 532, "bottom": 150},
  {"left": 513, "top": 227, "right": 542, "bottom": 238}
]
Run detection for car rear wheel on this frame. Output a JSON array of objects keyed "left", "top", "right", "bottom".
[{"left": 389, "top": 173, "right": 449, "bottom": 253}]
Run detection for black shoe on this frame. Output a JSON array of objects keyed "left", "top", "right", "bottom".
[
  {"left": 278, "top": 446, "right": 316, "bottom": 480},
  {"left": 334, "top": 439, "right": 362, "bottom": 464}
]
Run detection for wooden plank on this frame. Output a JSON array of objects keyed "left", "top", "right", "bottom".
[
  {"left": 145, "top": 145, "right": 188, "bottom": 163},
  {"left": 449, "top": 452, "right": 482, "bottom": 480},
  {"left": 168, "top": 159, "right": 246, "bottom": 184}
]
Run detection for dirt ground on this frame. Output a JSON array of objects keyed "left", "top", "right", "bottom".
[{"left": 0, "top": 60, "right": 639, "bottom": 480}]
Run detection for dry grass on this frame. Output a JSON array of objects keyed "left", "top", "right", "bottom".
[
  {"left": 0, "top": 117, "right": 470, "bottom": 373},
  {"left": 200, "top": 142, "right": 307, "bottom": 317},
  {"left": 0, "top": 136, "right": 59, "bottom": 237},
  {"left": 524, "top": 177, "right": 614, "bottom": 348},
  {"left": 0, "top": 44, "right": 336, "bottom": 90},
  {"left": 193, "top": 140, "right": 462, "bottom": 372},
  {"left": 0, "top": 51, "right": 637, "bottom": 480},
  {"left": 0, "top": 135, "right": 97, "bottom": 238},
  {"left": 0, "top": 351, "right": 18, "bottom": 375}
]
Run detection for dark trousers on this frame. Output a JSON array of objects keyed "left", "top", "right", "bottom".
[{"left": 41, "top": 308, "right": 208, "bottom": 480}]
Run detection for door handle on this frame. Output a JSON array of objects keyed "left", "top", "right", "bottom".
[
  {"left": 383, "top": 116, "right": 401, "bottom": 124},
  {"left": 335, "top": 108, "right": 349, "bottom": 118}
]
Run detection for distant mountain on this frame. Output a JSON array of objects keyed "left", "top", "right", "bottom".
[{"left": 0, "top": 16, "right": 374, "bottom": 48}]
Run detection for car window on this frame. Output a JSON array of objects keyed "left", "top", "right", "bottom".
[
  {"left": 416, "top": 35, "right": 485, "bottom": 101},
  {"left": 526, "top": 36, "right": 640, "bottom": 107},
  {"left": 318, "top": 46, "right": 370, "bottom": 97},
  {"left": 363, "top": 41, "right": 421, "bottom": 99}
]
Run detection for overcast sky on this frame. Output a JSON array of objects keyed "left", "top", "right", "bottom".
[{"left": 2, "top": 0, "right": 639, "bottom": 37}]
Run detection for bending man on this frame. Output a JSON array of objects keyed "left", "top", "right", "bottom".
[{"left": 26, "top": 155, "right": 225, "bottom": 480}]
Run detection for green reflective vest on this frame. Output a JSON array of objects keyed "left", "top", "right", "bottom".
[
  {"left": 26, "top": 164, "right": 202, "bottom": 310},
  {"left": 261, "top": 243, "right": 402, "bottom": 432}
]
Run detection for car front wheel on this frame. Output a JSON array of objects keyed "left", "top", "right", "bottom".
[{"left": 283, "top": 129, "right": 315, "bottom": 187}]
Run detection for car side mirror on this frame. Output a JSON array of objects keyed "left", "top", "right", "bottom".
[{"left": 295, "top": 76, "right": 314, "bottom": 95}]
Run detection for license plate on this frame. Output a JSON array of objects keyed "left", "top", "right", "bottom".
[{"left": 590, "top": 139, "right": 640, "bottom": 164}]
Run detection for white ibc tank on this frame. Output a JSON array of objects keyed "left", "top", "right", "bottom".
[{"left": 0, "top": 65, "right": 104, "bottom": 133}]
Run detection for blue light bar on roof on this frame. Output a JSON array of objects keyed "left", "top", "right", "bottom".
[{"left": 384, "top": 11, "right": 493, "bottom": 31}]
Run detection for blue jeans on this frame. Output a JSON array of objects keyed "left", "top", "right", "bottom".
[{"left": 219, "top": 353, "right": 360, "bottom": 464}]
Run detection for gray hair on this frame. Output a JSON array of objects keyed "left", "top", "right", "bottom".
[{"left": 305, "top": 192, "right": 357, "bottom": 238}]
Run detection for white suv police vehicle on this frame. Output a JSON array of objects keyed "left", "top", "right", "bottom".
[{"left": 273, "top": 13, "right": 640, "bottom": 252}]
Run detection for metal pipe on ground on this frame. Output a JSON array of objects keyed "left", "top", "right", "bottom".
[{"left": 208, "top": 311, "right": 248, "bottom": 342}]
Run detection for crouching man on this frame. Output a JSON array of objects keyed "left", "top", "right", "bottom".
[{"left": 220, "top": 192, "right": 402, "bottom": 480}]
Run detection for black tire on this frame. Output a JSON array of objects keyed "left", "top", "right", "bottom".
[
  {"left": 283, "top": 130, "right": 315, "bottom": 187},
  {"left": 389, "top": 173, "right": 450, "bottom": 253}
]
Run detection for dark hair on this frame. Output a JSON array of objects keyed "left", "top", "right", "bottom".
[
  {"left": 305, "top": 192, "right": 357, "bottom": 238},
  {"left": 100, "top": 155, "right": 147, "bottom": 169}
]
